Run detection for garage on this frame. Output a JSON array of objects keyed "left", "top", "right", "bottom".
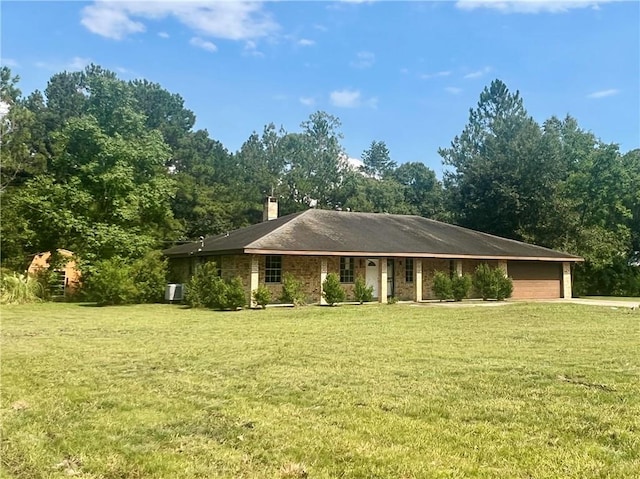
[{"left": 508, "top": 261, "right": 562, "bottom": 299}]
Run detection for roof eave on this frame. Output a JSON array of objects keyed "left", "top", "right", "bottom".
[
  {"left": 243, "top": 248, "right": 584, "bottom": 262},
  {"left": 164, "top": 248, "right": 245, "bottom": 258}
]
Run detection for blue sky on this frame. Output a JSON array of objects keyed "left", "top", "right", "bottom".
[{"left": 2, "top": 1, "right": 638, "bottom": 177}]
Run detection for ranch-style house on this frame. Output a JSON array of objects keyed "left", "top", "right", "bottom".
[{"left": 163, "top": 197, "right": 583, "bottom": 306}]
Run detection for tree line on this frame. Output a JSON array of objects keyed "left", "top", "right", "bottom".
[{"left": 1, "top": 66, "right": 638, "bottom": 295}]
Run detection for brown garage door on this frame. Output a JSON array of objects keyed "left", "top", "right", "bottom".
[{"left": 508, "top": 261, "right": 562, "bottom": 299}]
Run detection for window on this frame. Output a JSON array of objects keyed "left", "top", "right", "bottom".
[
  {"left": 340, "top": 257, "right": 354, "bottom": 283},
  {"left": 265, "top": 255, "right": 282, "bottom": 283},
  {"left": 405, "top": 258, "right": 414, "bottom": 283}
]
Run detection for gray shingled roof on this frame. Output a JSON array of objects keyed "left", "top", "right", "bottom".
[{"left": 163, "top": 209, "right": 582, "bottom": 261}]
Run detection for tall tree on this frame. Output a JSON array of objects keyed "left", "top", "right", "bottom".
[
  {"left": 281, "top": 111, "right": 346, "bottom": 212},
  {"left": 4, "top": 67, "right": 178, "bottom": 263},
  {"left": 439, "top": 79, "right": 547, "bottom": 239},
  {"left": 360, "top": 140, "right": 396, "bottom": 178},
  {"left": 391, "top": 162, "right": 444, "bottom": 219}
]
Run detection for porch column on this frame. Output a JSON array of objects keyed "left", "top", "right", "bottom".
[
  {"left": 379, "top": 257, "right": 388, "bottom": 303},
  {"left": 455, "top": 260, "right": 463, "bottom": 277},
  {"left": 320, "top": 258, "right": 328, "bottom": 305},
  {"left": 414, "top": 259, "right": 423, "bottom": 302},
  {"left": 250, "top": 255, "right": 259, "bottom": 308},
  {"left": 497, "top": 260, "right": 508, "bottom": 276},
  {"left": 562, "top": 262, "right": 572, "bottom": 299}
]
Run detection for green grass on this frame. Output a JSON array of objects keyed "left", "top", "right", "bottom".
[{"left": 1, "top": 303, "right": 639, "bottom": 478}]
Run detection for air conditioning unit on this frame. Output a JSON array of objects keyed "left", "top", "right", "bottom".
[{"left": 165, "top": 283, "right": 185, "bottom": 302}]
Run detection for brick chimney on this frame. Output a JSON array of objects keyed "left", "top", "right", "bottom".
[{"left": 263, "top": 196, "right": 278, "bottom": 221}]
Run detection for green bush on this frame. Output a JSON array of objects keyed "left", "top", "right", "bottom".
[
  {"left": 131, "top": 251, "right": 168, "bottom": 304},
  {"left": 281, "top": 272, "right": 305, "bottom": 306},
  {"left": 208, "top": 276, "right": 229, "bottom": 309},
  {"left": 473, "top": 264, "right": 513, "bottom": 301},
  {"left": 0, "top": 271, "right": 45, "bottom": 305},
  {"left": 84, "top": 257, "right": 137, "bottom": 306},
  {"left": 225, "top": 277, "right": 247, "bottom": 310},
  {"left": 496, "top": 274, "right": 514, "bottom": 301},
  {"left": 185, "top": 263, "right": 246, "bottom": 310},
  {"left": 322, "top": 272, "right": 346, "bottom": 306},
  {"left": 184, "top": 261, "right": 219, "bottom": 308},
  {"left": 252, "top": 284, "right": 272, "bottom": 309},
  {"left": 451, "top": 274, "right": 472, "bottom": 301},
  {"left": 354, "top": 275, "right": 374, "bottom": 304},
  {"left": 432, "top": 271, "right": 453, "bottom": 301}
]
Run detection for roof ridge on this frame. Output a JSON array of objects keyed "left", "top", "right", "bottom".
[{"left": 244, "top": 209, "right": 311, "bottom": 249}]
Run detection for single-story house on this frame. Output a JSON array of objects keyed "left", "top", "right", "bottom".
[{"left": 163, "top": 197, "right": 583, "bottom": 306}]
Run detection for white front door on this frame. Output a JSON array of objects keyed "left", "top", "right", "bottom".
[{"left": 366, "top": 259, "right": 379, "bottom": 298}]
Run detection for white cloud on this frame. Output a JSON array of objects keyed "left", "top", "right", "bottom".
[
  {"left": 243, "top": 40, "right": 264, "bottom": 57},
  {"left": 68, "top": 56, "right": 91, "bottom": 70},
  {"left": 330, "top": 89, "right": 361, "bottom": 108},
  {"left": 81, "top": 1, "right": 278, "bottom": 41},
  {"left": 456, "top": 0, "right": 614, "bottom": 14},
  {"left": 464, "top": 66, "right": 491, "bottom": 79},
  {"left": 587, "top": 88, "right": 619, "bottom": 99},
  {"left": 350, "top": 51, "right": 375, "bottom": 69},
  {"left": 329, "top": 89, "right": 377, "bottom": 108},
  {"left": 1, "top": 58, "right": 19, "bottom": 68},
  {"left": 420, "top": 71, "right": 451, "bottom": 80},
  {"left": 0, "top": 100, "right": 10, "bottom": 119},
  {"left": 298, "top": 38, "right": 315, "bottom": 46},
  {"left": 35, "top": 56, "right": 92, "bottom": 72},
  {"left": 299, "top": 96, "right": 316, "bottom": 106},
  {"left": 158, "top": 31, "right": 169, "bottom": 39},
  {"left": 445, "top": 87, "right": 463, "bottom": 95},
  {"left": 347, "top": 157, "right": 364, "bottom": 171},
  {"left": 81, "top": 3, "right": 145, "bottom": 40},
  {"left": 190, "top": 37, "right": 218, "bottom": 52}
]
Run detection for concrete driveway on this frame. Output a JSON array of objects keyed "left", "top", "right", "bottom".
[{"left": 413, "top": 298, "right": 639, "bottom": 309}]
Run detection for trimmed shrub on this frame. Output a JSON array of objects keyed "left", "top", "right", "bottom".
[
  {"left": 252, "top": 284, "right": 272, "bottom": 309},
  {"left": 225, "top": 277, "right": 247, "bottom": 310},
  {"left": 184, "top": 261, "right": 219, "bottom": 308},
  {"left": 451, "top": 274, "right": 472, "bottom": 301},
  {"left": 0, "top": 271, "right": 45, "bottom": 305},
  {"left": 495, "top": 274, "right": 514, "bottom": 301},
  {"left": 208, "top": 276, "right": 229, "bottom": 310},
  {"left": 354, "top": 275, "right": 373, "bottom": 304},
  {"left": 432, "top": 271, "right": 453, "bottom": 301},
  {"left": 185, "top": 263, "right": 246, "bottom": 310},
  {"left": 280, "top": 272, "right": 305, "bottom": 306},
  {"left": 322, "top": 272, "right": 346, "bottom": 306},
  {"left": 473, "top": 264, "right": 513, "bottom": 301}
]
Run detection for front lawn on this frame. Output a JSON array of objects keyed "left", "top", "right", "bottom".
[{"left": 1, "top": 303, "right": 638, "bottom": 478}]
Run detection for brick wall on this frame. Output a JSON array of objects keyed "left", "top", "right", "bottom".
[
  {"left": 392, "top": 258, "right": 415, "bottom": 301},
  {"left": 421, "top": 259, "right": 450, "bottom": 300},
  {"left": 169, "top": 254, "right": 513, "bottom": 304}
]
